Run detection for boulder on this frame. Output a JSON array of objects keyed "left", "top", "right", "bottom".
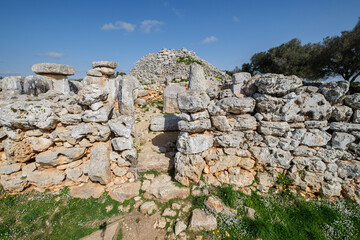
[
  {"left": 70, "top": 182, "right": 105, "bottom": 199},
  {"left": 174, "top": 153, "right": 205, "bottom": 185},
  {"left": 0, "top": 173, "right": 27, "bottom": 192},
  {"left": 211, "top": 116, "right": 232, "bottom": 132},
  {"left": 143, "top": 174, "right": 190, "bottom": 202},
  {"left": 258, "top": 121, "right": 290, "bottom": 136},
  {"left": 301, "top": 130, "right": 331, "bottom": 147},
  {"left": 93, "top": 67, "right": 115, "bottom": 76},
  {"left": 301, "top": 93, "right": 332, "bottom": 120},
  {"left": 36, "top": 147, "right": 86, "bottom": 166},
  {"left": 78, "top": 84, "right": 108, "bottom": 106},
  {"left": 214, "top": 131, "right": 244, "bottom": 148},
  {"left": 331, "top": 105, "right": 353, "bottom": 122},
  {"left": 205, "top": 196, "right": 236, "bottom": 216},
  {"left": 232, "top": 72, "right": 252, "bottom": 96},
  {"left": 31, "top": 63, "right": 75, "bottom": 75},
  {"left": 228, "top": 114, "right": 257, "bottom": 131},
  {"left": 0, "top": 163, "right": 21, "bottom": 175},
  {"left": 82, "top": 103, "right": 114, "bottom": 123},
  {"left": 89, "top": 143, "right": 111, "bottom": 184},
  {"left": 3, "top": 139, "right": 34, "bottom": 163},
  {"left": 140, "top": 201, "right": 158, "bottom": 215},
  {"left": 330, "top": 122, "right": 360, "bottom": 132},
  {"left": 92, "top": 61, "right": 119, "bottom": 69},
  {"left": 344, "top": 93, "right": 360, "bottom": 109},
  {"left": 177, "top": 132, "right": 213, "bottom": 154},
  {"left": 25, "top": 137, "right": 53, "bottom": 152},
  {"left": 0, "top": 100, "right": 57, "bottom": 130},
  {"left": 1, "top": 76, "right": 24, "bottom": 94},
  {"left": 175, "top": 221, "right": 187, "bottom": 236},
  {"left": 255, "top": 74, "right": 303, "bottom": 96},
  {"left": 109, "top": 118, "right": 132, "bottom": 137},
  {"left": 188, "top": 209, "right": 217, "bottom": 231},
  {"left": 111, "top": 137, "right": 133, "bottom": 151},
  {"left": 109, "top": 181, "right": 141, "bottom": 202},
  {"left": 177, "top": 91, "right": 210, "bottom": 113},
  {"left": 178, "top": 119, "right": 211, "bottom": 133},
  {"left": 251, "top": 147, "right": 292, "bottom": 169},
  {"left": 217, "top": 97, "right": 255, "bottom": 114},
  {"left": 150, "top": 114, "right": 180, "bottom": 131},
  {"left": 321, "top": 182, "right": 342, "bottom": 197},
  {"left": 87, "top": 69, "right": 102, "bottom": 77},
  {"left": 318, "top": 81, "right": 349, "bottom": 105},
  {"left": 337, "top": 160, "right": 360, "bottom": 180},
  {"left": 27, "top": 169, "right": 65, "bottom": 187},
  {"left": 331, "top": 132, "right": 356, "bottom": 150},
  {"left": 23, "top": 75, "right": 53, "bottom": 96}
]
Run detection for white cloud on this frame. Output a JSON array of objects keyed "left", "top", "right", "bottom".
[
  {"left": 36, "top": 52, "right": 65, "bottom": 58},
  {"left": 233, "top": 16, "right": 239, "bottom": 22},
  {"left": 140, "top": 20, "right": 164, "bottom": 33},
  {"left": 202, "top": 36, "right": 218, "bottom": 44},
  {"left": 101, "top": 21, "right": 136, "bottom": 32}
]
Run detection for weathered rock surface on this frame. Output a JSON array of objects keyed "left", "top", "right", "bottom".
[
  {"left": 177, "top": 132, "right": 213, "bottom": 154},
  {"left": 177, "top": 91, "right": 210, "bottom": 113},
  {"left": 175, "top": 153, "right": 205, "bottom": 185},
  {"left": 188, "top": 209, "right": 217, "bottom": 231},
  {"left": 109, "top": 181, "right": 141, "bottom": 202},
  {"left": 163, "top": 85, "right": 186, "bottom": 113},
  {"left": 27, "top": 169, "right": 65, "bottom": 187},
  {"left": 36, "top": 147, "right": 85, "bottom": 166},
  {"left": 70, "top": 182, "right": 105, "bottom": 199},
  {"left": 255, "top": 74, "right": 303, "bottom": 96},
  {"left": 143, "top": 174, "right": 190, "bottom": 202},
  {"left": 32, "top": 63, "right": 75, "bottom": 75},
  {"left": 92, "top": 61, "right": 119, "bottom": 69},
  {"left": 318, "top": 81, "right": 349, "bottom": 105},
  {"left": 89, "top": 143, "right": 111, "bottom": 184},
  {"left": 0, "top": 100, "right": 56, "bottom": 130},
  {"left": 150, "top": 114, "right": 180, "bottom": 131}
]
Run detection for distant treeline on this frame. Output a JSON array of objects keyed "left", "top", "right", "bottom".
[{"left": 231, "top": 18, "right": 360, "bottom": 82}]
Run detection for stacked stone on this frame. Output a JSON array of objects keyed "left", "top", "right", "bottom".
[
  {"left": 174, "top": 66, "right": 360, "bottom": 202},
  {"left": 129, "top": 48, "right": 230, "bottom": 85},
  {"left": 0, "top": 63, "right": 141, "bottom": 199},
  {"left": 1, "top": 63, "right": 76, "bottom": 96}
]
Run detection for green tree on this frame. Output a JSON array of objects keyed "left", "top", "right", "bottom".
[{"left": 319, "top": 18, "right": 360, "bottom": 82}]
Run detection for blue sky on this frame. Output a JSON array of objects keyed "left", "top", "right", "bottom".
[{"left": 0, "top": 0, "right": 359, "bottom": 79}]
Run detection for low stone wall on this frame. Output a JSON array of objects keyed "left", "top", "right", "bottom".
[
  {"left": 0, "top": 62, "right": 140, "bottom": 197},
  {"left": 174, "top": 67, "right": 360, "bottom": 200}
]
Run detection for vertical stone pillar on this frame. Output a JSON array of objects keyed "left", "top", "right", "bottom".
[{"left": 188, "top": 64, "right": 207, "bottom": 92}]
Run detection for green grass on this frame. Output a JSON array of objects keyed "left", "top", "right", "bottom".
[
  {"left": 176, "top": 56, "right": 203, "bottom": 65},
  {"left": 0, "top": 187, "right": 124, "bottom": 240},
  {"left": 210, "top": 185, "right": 360, "bottom": 240}
]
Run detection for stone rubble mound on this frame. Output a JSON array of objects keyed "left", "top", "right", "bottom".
[{"left": 129, "top": 48, "right": 231, "bottom": 85}]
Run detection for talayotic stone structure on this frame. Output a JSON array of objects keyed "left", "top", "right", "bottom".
[
  {"left": 0, "top": 50, "right": 359, "bottom": 205},
  {"left": 170, "top": 64, "right": 360, "bottom": 200},
  {"left": 0, "top": 61, "right": 144, "bottom": 200}
]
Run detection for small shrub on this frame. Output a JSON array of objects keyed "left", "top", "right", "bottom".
[{"left": 176, "top": 56, "right": 203, "bottom": 65}]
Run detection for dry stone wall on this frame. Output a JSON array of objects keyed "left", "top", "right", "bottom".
[
  {"left": 0, "top": 62, "right": 140, "bottom": 198},
  {"left": 174, "top": 66, "right": 360, "bottom": 200}
]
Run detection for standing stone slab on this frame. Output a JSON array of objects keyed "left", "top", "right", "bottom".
[
  {"left": 89, "top": 143, "right": 111, "bottom": 184},
  {"left": 118, "top": 76, "right": 139, "bottom": 116},
  {"left": 163, "top": 85, "right": 186, "bottom": 113},
  {"left": 1, "top": 76, "right": 24, "bottom": 94},
  {"left": 188, "top": 64, "right": 207, "bottom": 91}
]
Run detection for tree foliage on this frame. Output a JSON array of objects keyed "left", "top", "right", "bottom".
[{"left": 237, "top": 18, "right": 360, "bottom": 82}]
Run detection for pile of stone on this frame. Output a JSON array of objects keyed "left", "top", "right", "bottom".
[
  {"left": 173, "top": 65, "right": 360, "bottom": 200},
  {"left": 129, "top": 48, "right": 231, "bottom": 85},
  {"left": 0, "top": 61, "right": 142, "bottom": 199}
]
